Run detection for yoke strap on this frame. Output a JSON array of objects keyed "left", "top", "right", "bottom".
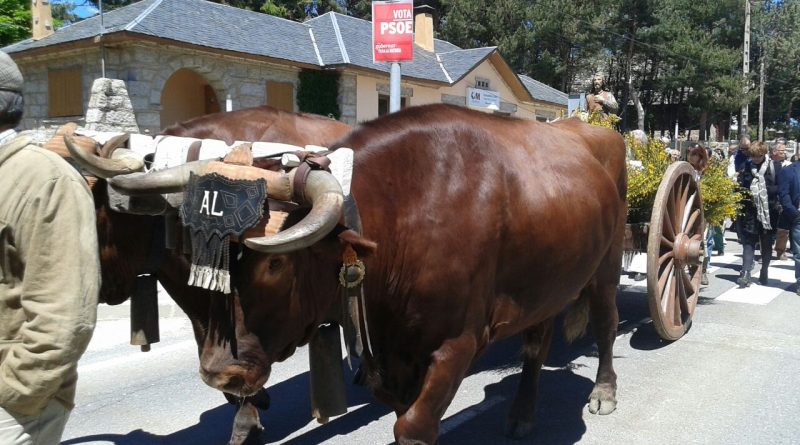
[{"left": 292, "top": 155, "right": 332, "bottom": 205}]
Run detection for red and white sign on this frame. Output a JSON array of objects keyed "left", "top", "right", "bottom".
[{"left": 372, "top": 0, "right": 414, "bottom": 63}]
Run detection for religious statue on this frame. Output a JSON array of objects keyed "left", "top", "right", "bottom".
[{"left": 585, "top": 74, "right": 619, "bottom": 115}]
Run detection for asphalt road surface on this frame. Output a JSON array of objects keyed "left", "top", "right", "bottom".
[{"left": 62, "top": 231, "right": 800, "bottom": 445}]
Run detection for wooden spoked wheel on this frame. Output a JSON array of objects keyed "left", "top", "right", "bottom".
[{"left": 646, "top": 162, "right": 704, "bottom": 341}]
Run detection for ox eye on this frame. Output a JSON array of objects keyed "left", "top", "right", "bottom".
[{"left": 269, "top": 258, "right": 283, "bottom": 272}]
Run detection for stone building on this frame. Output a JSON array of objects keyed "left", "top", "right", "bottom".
[{"left": 3, "top": 0, "right": 566, "bottom": 134}]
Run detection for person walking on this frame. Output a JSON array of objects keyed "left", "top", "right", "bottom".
[
  {"left": 772, "top": 142, "right": 792, "bottom": 260},
  {"left": 778, "top": 151, "right": 800, "bottom": 295},
  {"left": 0, "top": 51, "right": 100, "bottom": 445},
  {"left": 687, "top": 145, "right": 713, "bottom": 284},
  {"left": 736, "top": 141, "right": 782, "bottom": 287}
]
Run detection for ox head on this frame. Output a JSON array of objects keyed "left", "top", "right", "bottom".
[
  {"left": 61, "top": 134, "right": 166, "bottom": 305},
  {"left": 86, "top": 154, "right": 375, "bottom": 397}
]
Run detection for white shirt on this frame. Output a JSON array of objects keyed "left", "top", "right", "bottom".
[{"left": 0, "top": 128, "right": 17, "bottom": 146}]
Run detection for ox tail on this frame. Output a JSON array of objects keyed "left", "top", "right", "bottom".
[{"left": 563, "top": 288, "right": 591, "bottom": 343}]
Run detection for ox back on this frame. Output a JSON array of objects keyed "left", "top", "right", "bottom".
[{"left": 204, "top": 104, "right": 627, "bottom": 444}]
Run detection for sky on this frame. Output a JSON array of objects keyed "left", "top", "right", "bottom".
[{"left": 52, "top": 0, "right": 100, "bottom": 20}]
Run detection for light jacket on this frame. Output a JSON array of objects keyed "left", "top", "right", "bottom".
[{"left": 0, "top": 134, "right": 99, "bottom": 416}]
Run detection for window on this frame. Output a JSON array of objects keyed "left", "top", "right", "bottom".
[
  {"left": 475, "top": 77, "right": 490, "bottom": 89},
  {"left": 378, "top": 94, "right": 407, "bottom": 116},
  {"left": 266, "top": 81, "right": 294, "bottom": 112},
  {"left": 48, "top": 67, "right": 82, "bottom": 117}
]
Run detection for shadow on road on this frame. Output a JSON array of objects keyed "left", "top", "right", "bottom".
[
  {"left": 64, "top": 282, "right": 675, "bottom": 445},
  {"left": 63, "top": 366, "right": 390, "bottom": 445},
  {"left": 439, "top": 368, "right": 593, "bottom": 445},
  {"left": 61, "top": 404, "right": 235, "bottom": 445}
]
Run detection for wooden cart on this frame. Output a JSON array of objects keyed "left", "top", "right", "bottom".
[{"left": 623, "top": 161, "right": 705, "bottom": 341}]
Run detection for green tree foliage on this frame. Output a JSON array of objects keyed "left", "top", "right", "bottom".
[
  {"left": 439, "top": 0, "right": 535, "bottom": 82},
  {"left": 0, "top": 0, "right": 31, "bottom": 46},
  {"left": 439, "top": 0, "right": 615, "bottom": 92},
  {"left": 760, "top": 0, "right": 800, "bottom": 137},
  {"left": 297, "top": 69, "right": 340, "bottom": 118},
  {"left": 644, "top": 0, "right": 746, "bottom": 140}
]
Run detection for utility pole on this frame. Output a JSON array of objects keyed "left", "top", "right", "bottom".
[
  {"left": 758, "top": 55, "right": 765, "bottom": 141},
  {"left": 741, "top": 0, "right": 751, "bottom": 140}
]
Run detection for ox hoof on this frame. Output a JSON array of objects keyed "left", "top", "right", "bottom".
[
  {"left": 504, "top": 419, "right": 535, "bottom": 439},
  {"left": 588, "top": 384, "right": 617, "bottom": 415},
  {"left": 229, "top": 402, "right": 264, "bottom": 445}
]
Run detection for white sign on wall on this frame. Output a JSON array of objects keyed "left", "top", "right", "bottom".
[{"left": 467, "top": 87, "right": 500, "bottom": 111}]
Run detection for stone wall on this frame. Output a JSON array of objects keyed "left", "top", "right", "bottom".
[
  {"left": 17, "top": 48, "right": 101, "bottom": 141},
  {"left": 16, "top": 42, "right": 303, "bottom": 136}
]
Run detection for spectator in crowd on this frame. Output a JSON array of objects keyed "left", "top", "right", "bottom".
[
  {"left": 736, "top": 141, "right": 782, "bottom": 287},
  {"left": 727, "top": 142, "right": 740, "bottom": 179},
  {"left": 778, "top": 151, "right": 800, "bottom": 295},
  {"left": 772, "top": 143, "right": 792, "bottom": 260},
  {"left": 772, "top": 141, "right": 792, "bottom": 261},
  {"left": 0, "top": 51, "right": 100, "bottom": 445},
  {"left": 687, "top": 145, "right": 713, "bottom": 285},
  {"left": 771, "top": 142, "right": 790, "bottom": 167}
]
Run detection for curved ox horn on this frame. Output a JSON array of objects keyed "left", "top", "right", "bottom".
[
  {"left": 108, "top": 161, "right": 294, "bottom": 200},
  {"left": 65, "top": 134, "right": 144, "bottom": 178},
  {"left": 244, "top": 170, "right": 344, "bottom": 254},
  {"left": 108, "top": 160, "right": 214, "bottom": 195}
]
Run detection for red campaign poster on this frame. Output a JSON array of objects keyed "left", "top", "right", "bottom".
[{"left": 372, "top": 0, "right": 414, "bottom": 62}]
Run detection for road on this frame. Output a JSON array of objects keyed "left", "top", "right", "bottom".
[{"left": 61, "top": 231, "right": 800, "bottom": 445}]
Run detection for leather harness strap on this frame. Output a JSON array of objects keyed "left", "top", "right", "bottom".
[{"left": 292, "top": 155, "right": 332, "bottom": 206}]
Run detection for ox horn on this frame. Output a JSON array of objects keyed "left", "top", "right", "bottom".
[
  {"left": 108, "top": 160, "right": 214, "bottom": 195},
  {"left": 65, "top": 134, "right": 144, "bottom": 178},
  {"left": 108, "top": 161, "right": 294, "bottom": 200},
  {"left": 244, "top": 170, "right": 344, "bottom": 254}
]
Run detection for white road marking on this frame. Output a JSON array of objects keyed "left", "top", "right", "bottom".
[
  {"left": 716, "top": 256, "right": 795, "bottom": 305},
  {"left": 706, "top": 252, "right": 740, "bottom": 273},
  {"left": 621, "top": 251, "right": 794, "bottom": 306}
]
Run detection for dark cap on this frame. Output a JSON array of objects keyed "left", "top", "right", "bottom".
[{"left": 0, "top": 51, "right": 23, "bottom": 93}]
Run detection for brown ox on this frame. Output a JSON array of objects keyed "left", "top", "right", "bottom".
[
  {"left": 87, "top": 104, "right": 626, "bottom": 443},
  {"left": 61, "top": 106, "right": 351, "bottom": 444}
]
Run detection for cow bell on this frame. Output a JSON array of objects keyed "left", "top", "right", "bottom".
[
  {"left": 130, "top": 274, "right": 160, "bottom": 352},
  {"left": 308, "top": 323, "right": 348, "bottom": 424}
]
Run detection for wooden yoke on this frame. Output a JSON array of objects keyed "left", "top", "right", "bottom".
[{"left": 203, "top": 162, "right": 293, "bottom": 201}]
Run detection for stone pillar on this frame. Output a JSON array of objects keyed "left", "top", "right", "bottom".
[
  {"left": 338, "top": 73, "right": 357, "bottom": 126},
  {"left": 85, "top": 78, "right": 140, "bottom": 133}
]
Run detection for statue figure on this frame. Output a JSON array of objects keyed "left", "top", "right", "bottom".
[{"left": 585, "top": 74, "right": 619, "bottom": 115}]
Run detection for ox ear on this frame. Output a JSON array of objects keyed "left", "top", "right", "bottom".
[{"left": 335, "top": 226, "right": 377, "bottom": 258}]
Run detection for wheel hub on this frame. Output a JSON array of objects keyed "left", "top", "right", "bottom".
[{"left": 673, "top": 232, "right": 703, "bottom": 266}]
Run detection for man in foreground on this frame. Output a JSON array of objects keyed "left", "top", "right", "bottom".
[{"left": 0, "top": 51, "right": 100, "bottom": 445}]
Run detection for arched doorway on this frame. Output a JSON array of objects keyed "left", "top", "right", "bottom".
[{"left": 160, "top": 68, "right": 220, "bottom": 129}]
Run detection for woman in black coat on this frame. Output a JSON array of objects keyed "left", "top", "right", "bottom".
[{"left": 736, "top": 141, "right": 782, "bottom": 287}]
